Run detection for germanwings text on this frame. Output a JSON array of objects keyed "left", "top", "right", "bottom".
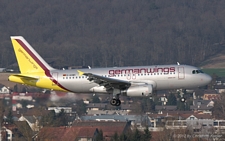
[{"left": 109, "top": 67, "right": 176, "bottom": 75}]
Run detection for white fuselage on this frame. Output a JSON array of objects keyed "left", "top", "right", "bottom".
[{"left": 50, "top": 64, "right": 211, "bottom": 93}]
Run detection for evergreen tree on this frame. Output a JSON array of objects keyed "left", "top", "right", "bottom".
[
  {"left": 167, "top": 93, "right": 177, "bottom": 105},
  {"left": 21, "top": 100, "right": 28, "bottom": 108},
  {"left": 6, "top": 109, "right": 14, "bottom": 124},
  {"left": 111, "top": 132, "right": 119, "bottom": 141},
  {"left": 141, "top": 98, "right": 156, "bottom": 113},
  {"left": 40, "top": 110, "right": 56, "bottom": 127},
  {"left": 119, "top": 133, "right": 128, "bottom": 141},
  {"left": 55, "top": 109, "right": 67, "bottom": 126},
  {"left": 13, "top": 84, "right": 18, "bottom": 92},
  {"left": 177, "top": 101, "right": 186, "bottom": 111},
  {"left": 132, "top": 129, "right": 141, "bottom": 141},
  {"left": 142, "top": 126, "right": 152, "bottom": 141},
  {"left": 92, "top": 95, "right": 101, "bottom": 103},
  {"left": 75, "top": 100, "right": 87, "bottom": 115},
  {"left": 96, "top": 129, "right": 104, "bottom": 141}
]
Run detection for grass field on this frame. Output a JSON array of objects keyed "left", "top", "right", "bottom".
[{"left": 202, "top": 68, "right": 225, "bottom": 77}]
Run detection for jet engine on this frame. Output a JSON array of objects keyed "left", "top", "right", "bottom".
[{"left": 122, "top": 84, "right": 153, "bottom": 97}]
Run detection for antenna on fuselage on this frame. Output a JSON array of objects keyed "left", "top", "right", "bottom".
[{"left": 177, "top": 62, "right": 180, "bottom": 65}]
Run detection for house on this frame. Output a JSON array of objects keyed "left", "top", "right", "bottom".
[
  {"left": 190, "top": 100, "right": 214, "bottom": 114},
  {"left": 0, "top": 68, "right": 5, "bottom": 72},
  {"left": 36, "top": 126, "right": 98, "bottom": 141},
  {"left": 202, "top": 89, "right": 220, "bottom": 100},
  {"left": 47, "top": 106, "right": 76, "bottom": 125},
  {"left": 214, "top": 85, "right": 225, "bottom": 94},
  {"left": 48, "top": 107, "right": 73, "bottom": 114},
  {"left": 18, "top": 115, "right": 40, "bottom": 131},
  {"left": 155, "top": 105, "right": 177, "bottom": 112},
  {"left": 2, "top": 121, "right": 34, "bottom": 141},
  {"left": 165, "top": 117, "right": 225, "bottom": 136},
  {"left": 12, "top": 93, "right": 33, "bottom": 101},
  {"left": 79, "top": 114, "right": 151, "bottom": 131},
  {"left": 147, "top": 111, "right": 213, "bottom": 132},
  {"left": 0, "top": 84, "right": 10, "bottom": 94},
  {"left": 1, "top": 125, "right": 13, "bottom": 141},
  {"left": 86, "top": 103, "right": 132, "bottom": 115},
  {"left": 86, "top": 103, "right": 108, "bottom": 111},
  {"left": 14, "top": 108, "right": 51, "bottom": 131},
  {"left": 86, "top": 102, "right": 137, "bottom": 115}
]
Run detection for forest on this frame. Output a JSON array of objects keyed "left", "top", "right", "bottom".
[{"left": 0, "top": 0, "right": 225, "bottom": 68}]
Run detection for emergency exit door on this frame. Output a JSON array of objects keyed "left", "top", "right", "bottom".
[{"left": 178, "top": 67, "right": 185, "bottom": 79}]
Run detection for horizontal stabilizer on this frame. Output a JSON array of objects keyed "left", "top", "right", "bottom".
[{"left": 10, "top": 74, "right": 39, "bottom": 80}]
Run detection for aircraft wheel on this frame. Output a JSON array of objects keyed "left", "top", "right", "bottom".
[
  {"left": 110, "top": 98, "right": 117, "bottom": 106},
  {"left": 180, "top": 97, "right": 186, "bottom": 102},
  {"left": 116, "top": 99, "right": 121, "bottom": 106}
]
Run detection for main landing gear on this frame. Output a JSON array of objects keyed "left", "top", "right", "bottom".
[
  {"left": 110, "top": 98, "right": 121, "bottom": 106},
  {"left": 110, "top": 89, "right": 121, "bottom": 106}
]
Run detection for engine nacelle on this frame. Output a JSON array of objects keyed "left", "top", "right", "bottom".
[
  {"left": 89, "top": 86, "right": 107, "bottom": 93},
  {"left": 122, "top": 84, "right": 153, "bottom": 97}
]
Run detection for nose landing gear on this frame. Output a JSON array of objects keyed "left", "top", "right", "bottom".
[
  {"left": 178, "top": 89, "right": 186, "bottom": 102},
  {"left": 180, "top": 97, "right": 186, "bottom": 102}
]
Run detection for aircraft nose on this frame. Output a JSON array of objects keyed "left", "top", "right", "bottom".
[{"left": 204, "top": 74, "right": 212, "bottom": 84}]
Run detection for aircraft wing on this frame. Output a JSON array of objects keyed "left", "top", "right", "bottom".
[{"left": 78, "top": 70, "right": 131, "bottom": 90}]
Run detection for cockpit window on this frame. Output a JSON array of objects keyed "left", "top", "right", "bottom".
[
  {"left": 192, "top": 70, "right": 196, "bottom": 74},
  {"left": 199, "top": 70, "right": 204, "bottom": 73},
  {"left": 192, "top": 69, "right": 204, "bottom": 74}
]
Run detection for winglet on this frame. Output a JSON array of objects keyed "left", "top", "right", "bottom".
[{"left": 77, "top": 70, "right": 84, "bottom": 76}]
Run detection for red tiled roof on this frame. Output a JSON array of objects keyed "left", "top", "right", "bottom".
[
  {"left": 77, "top": 127, "right": 97, "bottom": 137},
  {"left": 18, "top": 107, "right": 50, "bottom": 117},
  {"left": 38, "top": 126, "right": 97, "bottom": 141},
  {"left": 73, "top": 121, "right": 129, "bottom": 139}
]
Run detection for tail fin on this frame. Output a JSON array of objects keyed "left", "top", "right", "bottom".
[{"left": 10, "top": 36, "right": 54, "bottom": 73}]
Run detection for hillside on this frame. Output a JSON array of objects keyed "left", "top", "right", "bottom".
[
  {"left": 1, "top": 0, "right": 225, "bottom": 68},
  {"left": 200, "top": 49, "right": 225, "bottom": 68},
  {"left": 0, "top": 73, "right": 16, "bottom": 88}
]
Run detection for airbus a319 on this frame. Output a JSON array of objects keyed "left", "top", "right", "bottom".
[{"left": 8, "top": 36, "right": 212, "bottom": 106}]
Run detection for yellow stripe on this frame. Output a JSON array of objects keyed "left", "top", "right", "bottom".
[{"left": 77, "top": 70, "right": 84, "bottom": 76}]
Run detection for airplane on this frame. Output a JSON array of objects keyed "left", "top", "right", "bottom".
[{"left": 8, "top": 36, "right": 212, "bottom": 106}]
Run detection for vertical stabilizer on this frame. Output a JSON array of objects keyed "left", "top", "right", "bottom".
[{"left": 10, "top": 36, "right": 54, "bottom": 73}]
